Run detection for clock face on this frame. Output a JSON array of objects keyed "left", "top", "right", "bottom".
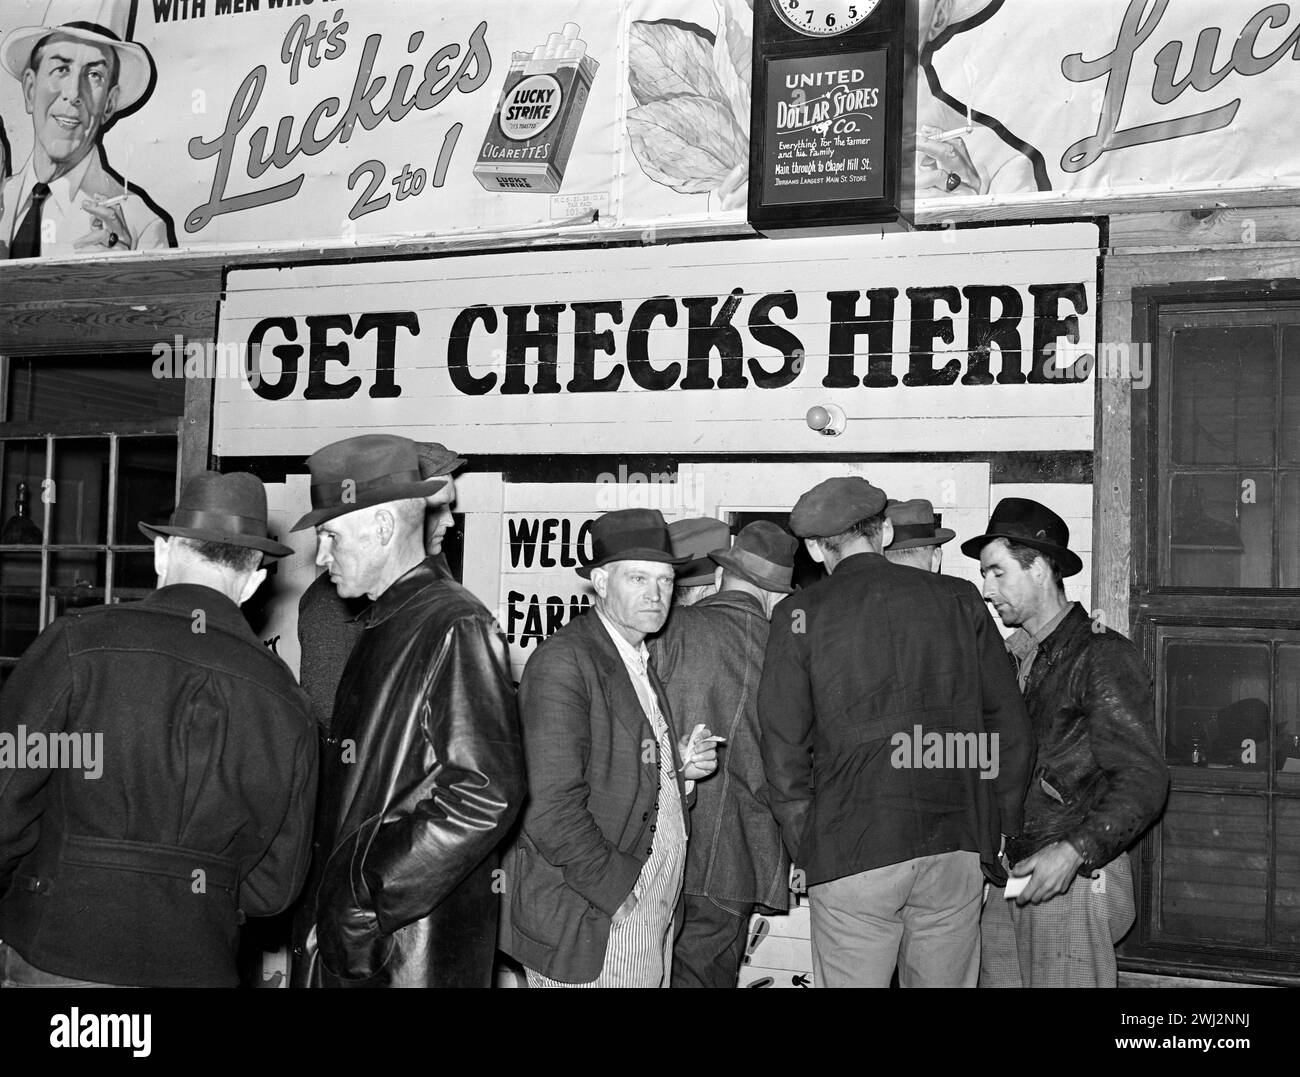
[{"left": 770, "top": 0, "right": 881, "bottom": 37}]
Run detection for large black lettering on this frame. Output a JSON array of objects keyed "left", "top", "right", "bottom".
[
  {"left": 508, "top": 516, "right": 541, "bottom": 568},
  {"left": 567, "top": 301, "right": 624, "bottom": 392},
  {"left": 1029, "top": 283, "right": 1088, "bottom": 383},
  {"left": 447, "top": 306, "right": 497, "bottom": 395},
  {"left": 246, "top": 316, "right": 301, "bottom": 400},
  {"left": 682, "top": 289, "right": 746, "bottom": 390},
  {"left": 503, "top": 304, "right": 565, "bottom": 394},
  {"left": 962, "top": 286, "right": 1023, "bottom": 386},
  {"left": 355, "top": 311, "right": 417, "bottom": 398},
  {"left": 627, "top": 298, "right": 681, "bottom": 391},
  {"left": 303, "top": 314, "right": 361, "bottom": 400},
  {"left": 903, "top": 287, "right": 962, "bottom": 387},
  {"left": 747, "top": 292, "right": 804, "bottom": 389},
  {"left": 825, "top": 289, "right": 898, "bottom": 388}
]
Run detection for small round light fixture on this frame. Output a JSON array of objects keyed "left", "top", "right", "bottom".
[{"left": 806, "top": 404, "right": 846, "bottom": 436}]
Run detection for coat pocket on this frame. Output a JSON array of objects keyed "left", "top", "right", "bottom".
[{"left": 315, "top": 819, "right": 395, "bottom": 982}]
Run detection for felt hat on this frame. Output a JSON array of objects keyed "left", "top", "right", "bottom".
[
  {"left": 291, "top": 434, "right": 447, "bottom": 532},
  {"left": 712, "top": 521, "right": 797, "bottom": 593},
  {"left": 577, "top": 508, "right": 688, "bottom": 579},
  {"left": 669, "top": 517, "right": 731, "bottom": 586},
  {"left": 885, "top": 498, "right": 956, "bottom": 550},
  {"left": 139, "top": 471, "right": 291, "bottom": 559},
  {"left": 960, "top": 497, "right": 1083, "bottom": 577}
]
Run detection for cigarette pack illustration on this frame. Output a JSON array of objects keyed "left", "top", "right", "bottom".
[{"left": 474, "top": 22, "right": 598, "bottom": 194}]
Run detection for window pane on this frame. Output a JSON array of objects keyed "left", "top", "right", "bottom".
[
  {"left": 116, "top": 437, "right": 178, "bottom": 544},
  {"left": 48, "top": 552, "right": 107, "bottom": 619},
  {"left": 50, "top": 439, "right": 110, "bottom": 546},
  {"left": 0, "top": 440, "right": 48, "bottom": 545},
  {"left": 1160, "top": 791, "right": 1267, "bottom": 945},
  {"left": 1169, "top": 473, "right": 1273, "bottom": 588},
  {"left": 1282, "top": 472, "right": 1300, "bottom": 588},
  {"left": 5, "top": 354, "right": 185, "bottom": 424},
  {"left": 1278, "top": 647, "right": 1300, "bottom": 777},
  {"left": 1165, "top": 640, "right": 1270, "bottom": 769},
  {"left": 1170, "top": 326, "right": 1274, "bottom": 466},
  {"left": 0, "top": 552, "right": 42, "bottom": 658},
  {"left": 1283, "top": 327, "right": 1300, "bottom": 465},
  {"left": 113, "top": 552, "right": 157, "bottom": 601},
  {"left": 1278, "top": 801, "right": 1300, "bottom": 948}
]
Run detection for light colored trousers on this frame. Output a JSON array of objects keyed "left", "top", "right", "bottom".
[{"left": 808, "top": 850, "right": 983, "bottom": 988}]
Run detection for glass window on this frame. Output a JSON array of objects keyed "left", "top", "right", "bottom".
[
  {"left": 1165, "top": 640, "right": 1270, "bottom": 770},
  {"left": 5, "top": 355, "right": 185, "bottom": 424}
]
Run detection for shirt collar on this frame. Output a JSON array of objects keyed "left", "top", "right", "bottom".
[
  {"left": 595, "top": 606, "right": 650, "bottom": 673},
  {"left": 1006, "top": 601, "right": 1075, "bottom": 660},
  {"left": 11, "top": 152, "right": 97, "bottom": 229}
]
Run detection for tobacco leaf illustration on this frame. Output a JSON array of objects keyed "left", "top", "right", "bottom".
[
  {"left": 628, "top": 19, "right": 725, "bottom": 107},
  {"left": 712, "top": 0, "right": 753, "bottom": 129},
  {"left": 627, "top": 95, "right": 746, "bottom": 194}
]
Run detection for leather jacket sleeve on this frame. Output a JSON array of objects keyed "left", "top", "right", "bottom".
[
  {"left": 1066, "top": 636, "right": 1169, "bottom": 871},
  {"left": 358, "top": 616, "right": 525, "bottom": 936}
]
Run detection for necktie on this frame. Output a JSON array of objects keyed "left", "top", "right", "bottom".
[{"left": 9, "top": 182, "right": 52, "bottom": 259}]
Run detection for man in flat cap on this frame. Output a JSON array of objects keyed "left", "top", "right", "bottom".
[
  {"left": 290, "top": 434, "right": 523, "bottom": 988},
  {"left": 965, "top": 498, "right": 1167, "bottom": 988},
  {"left": 668, "top": 516, "right": 730, "bottom": 607},
  {"left": 0, "top": 473, "right": 316, "bottom": 987},
  {"left": 759, "top": 477, "right": 1033, "bottom": 988},
  {"left": 884, "top": 498, "right": 955, "bottom": 574},
  {"left": 500, "top": 507, "right": 720, "bottom": 987},
  {"left": 652, "top": 521, "right": 797, "bottom": 987},
  {"left": 296, "top": 441, "right": 466, "bottom": 733}
]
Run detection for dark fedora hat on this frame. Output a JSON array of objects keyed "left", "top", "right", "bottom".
[
  {"left": 291, "top": 434, "right": 447, "bottom": 532},
  {"left": 577, "top": 508, "right": 688, "bottom": 579},
  {"left": 712, "top": 520, "right": 797, "bottom": 593},
  {"left": 885, "top": 499, "right": 956, "bottom": 551},
  {"left": 960, "top": 497, "right": 1083, "bottom": 577},
  {"left": 139, "top": 471, "right": 292, "bottom": 559},
  {"left": 669, "top": 517, "right": 731, "bottom": 586}
]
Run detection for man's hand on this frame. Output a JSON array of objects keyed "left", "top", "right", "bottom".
[
  {"left": 1009, "top": 840, "right": 1085, "bottom": 906},
  {"left": 75, "top": 197, "right": 134, "bottom": 251},
  {"left": 611, "top": 891, "right": 638, "bottom": 926},
  {"left": 678, "top": 723, "right": 723, "bottom": 780}
]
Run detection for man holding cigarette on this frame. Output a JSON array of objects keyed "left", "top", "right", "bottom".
[
  {"left": 0, "top": 13, "right": 171, "bottom": 259},
  {"left": 501, "top": 508, "right": 720, "bottom": 987}
]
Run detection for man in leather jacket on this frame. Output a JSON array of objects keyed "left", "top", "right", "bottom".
[
  {"left": 289, "top": 434, "right": 525, "bottom": 988},
  {"left": 966, "top": 498, "right": 1169, "bottom": 988}
]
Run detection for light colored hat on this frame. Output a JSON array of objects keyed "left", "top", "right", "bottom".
[{"left": 1, "top": 0, "right": 153, "bottom": 112}]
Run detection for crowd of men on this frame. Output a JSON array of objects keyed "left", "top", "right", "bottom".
[{"left": 0, "top": 433, "right": 1169, "bottom": 989}]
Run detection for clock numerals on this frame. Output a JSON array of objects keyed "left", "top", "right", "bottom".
[{"left": 774, "top": 0, "right": 876, "bottom": 36}]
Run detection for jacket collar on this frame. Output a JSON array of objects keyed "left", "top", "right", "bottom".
[
  {"left": 827, "top": 551, "right": 887, "bottom": 576},
  {"left": 362, "top": 555, "right": 449, "bottom": 628},
  {"left": 141, "top": 583, "right": 258, "bottom": 642},
  {"left": 695, "top": 589, "right": 766, "bottom": 618}
]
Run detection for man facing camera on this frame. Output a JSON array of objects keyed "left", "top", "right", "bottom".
[
  {"left": 290, "top": 434, "right": 524, "bottom": 988},
  {"left": 501, "top": 508, "right": 720, "bottom": 987},
  {"left": 0, "top": 473, "right": 316, "bottom": 987}
]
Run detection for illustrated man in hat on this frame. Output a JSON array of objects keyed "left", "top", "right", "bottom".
[
  {"left": 500, "top": 507, "right": 720, "bottom": 987},
  {"left": 295, "top": 441, "right": 467, "bottom": 733},
  {"left": 651, "top": 520, "right": 798, "bottom": 987},
  {"left": 0, "top": 472, "right": 317, "bottom": 987},
  {"left": 668, "top": 516, "right": 730, "bottom": 607},
  {"left": 884, "top": 498, "right": 955, "bottom": 574},
  {"left": 1, "top": 0, "right": 173, "bottom": 259},
  {"left": 288, "top": 434, "right": 523, "bottom": 988},
  {"left": 965, "top": 498, "right": 1167, "bottom": 988},
  {"left": 759, "top": 477, "right": 1033, "bottom": 988}
]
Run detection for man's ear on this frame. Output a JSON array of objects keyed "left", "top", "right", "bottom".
[
  {"left": 879, "top": 518, "right": 895, "bottom": 551},
  {"left": 373, "top": 507, "right": 394, "bottom": 545},
  {"left": 590, "top": 566, "right": 609, "bottom": 600},
  {"left": 930, "top": 545, "right": 944, "bottom": 573},
  {"left": 804, "top": 537, "right": 825, "bottom": 565},
  {"left": 929, "top": 0, "right": 955, "bottom": 42},
  {"left": 153, "top": 535, "right": 170, "bottom": 582},
  {"left": 237, "top": 567, "right": 268, "bottom": 607},
  {"left": 102, "top": 83, "right": 119, "bottom": 125},
  {"left": 22, "top": 68, "right": 36, "bottom": 115}
]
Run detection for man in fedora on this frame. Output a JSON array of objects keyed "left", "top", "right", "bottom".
[
  {"left": 668, "top": 516, "right": 730, "bottom": 607},
  {"left": 1, "top": 3, "right": 172, "bottom": 259},
  {"left": 0, "top": 472, "right": 316, "bottom": 987},
  {"left": 759, "top": 477, "right": 1033, "bottom": 988},
  {"left": 965, "top": 498, "right": 1167, "bottom": 988},
  {"left": 296, "top": 441, "right": 467, "bottom": 732},
  {"left": 500, "top": 507, "right": 720, "bottom": 987},
  {"left": 884, "top": 498, "right": 955, "bottom": 573},
  {"left": 289, "top": 434, "right": 523, "bottom": 988},
  {"left": 651, "top": 520, "right": 797, "bottom": 987}
]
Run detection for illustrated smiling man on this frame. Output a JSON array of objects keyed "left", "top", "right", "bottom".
[{"left": 0, "top": 5, "right": 171, "bottom": 259}]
